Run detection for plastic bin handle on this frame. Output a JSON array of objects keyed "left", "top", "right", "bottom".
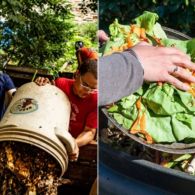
[{"left": 54, "top": 127, "right": 77, "bottom": 154}]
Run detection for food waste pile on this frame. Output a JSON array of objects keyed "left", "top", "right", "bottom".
[
  {"left": 0, "top": 141, "right": 70, "bottom": 195},
  {"left": 101, "top": 11, "right": 195, "bottom": 145}
]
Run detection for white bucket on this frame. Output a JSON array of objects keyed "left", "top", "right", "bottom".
[{"left": 0, "top": 82, "right": 76, "bottom": 176}]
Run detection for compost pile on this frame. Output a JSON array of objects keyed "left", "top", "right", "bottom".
[
  {"left": 100, "top": 126, "right": 195, "bottom": 175},
  {"left": 101, "top": 11, "right": 195, "bottom": 145},
  {"left": 0, "top": 141, "right": 67, "bottom": 195}
]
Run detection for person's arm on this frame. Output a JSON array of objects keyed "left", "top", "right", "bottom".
[
  {"left": 99, "top": 51, "right": 144, "bottom": 106},
  {"left": 7, "top": 88, "right": 16, "bottom": 97},
  {"left": 35, "top": 77, "right": 55, "bottom": 86},
  {"left": 4, "top": 88, "right": 16, "bottom": 109},
  {"left": 75, "top": 126, "right": 96, "bottom": 147},
  {"left": 97, "top": 30, "right": 109, "bottom": 45},
  {"left": 99, "top": 42, "right": 195, "bottom": 106},
  {"left": 3, "top": 74, "right": 16, "bottom": 107},
  {"left": 3, "top": 73, "right": 16, "bottom": 92},
  {"left": 69, "top": 126, "right": 96, "bottom": 162},
  {"left": 76, "top": 106, "right": 97, "bottom": 147}
]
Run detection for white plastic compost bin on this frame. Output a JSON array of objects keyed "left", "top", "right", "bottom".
[{"left": 0, "top": 82, "right": 76, "bottom": 176}]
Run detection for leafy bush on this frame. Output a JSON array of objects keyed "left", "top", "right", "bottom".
[
  {"left": 79, "top": 22, "right": 98, "bottom": 42},
  {"left": 99, "top": 0, "right": 195, "bottom": 36},
  {"left": 0, "top": 0, "right": 98, "bottom": 75},
  {"left": 0, "top": 0, "right": 74, "bottom": 70},
  {"left": 55, "top": 21, "right": 98, "bottom": 73}
]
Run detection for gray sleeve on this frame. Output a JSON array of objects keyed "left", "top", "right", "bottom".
[{"left": 99, "top": 51, "right": 144, "bottom": 106}]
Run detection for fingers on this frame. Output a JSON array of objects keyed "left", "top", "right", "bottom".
[
  {"left": 69, "top": 152, "right": 79, "bottom": 162},
  {"left": 97, "top": 30, "right": 109, "bottom": 42},
  {"left": 69, "top": 155, "right": 78, "bottom": 162},
  {"left": 165, "top": 54, "right": 195, "bottom": 89},
  {"left": 133, "top": 42, "right": 195, "bottom": 91},
  {"left": 159, "top": 47, "right": 190, "bottom": 58},
  {"left": 35, "top": 77, "right": 51, "bottom": 86},
  {"left": 136, "top": 41, "right": 151, "bottom": 46},
  {"left": 51, "top": 80, "right": 56, "bottom": 85},
  {"left": 171, "top": 66, "right": 195, "bottom": 83},
  {"left": 69, "top": 143, "right": 79, "bottom": 162},
  {"left": 135, "top": 43, "right": 189, "bottom": 58},
  {"left": 170, "top": 54, "right": 195, "bottom": 71},
  {"left": 165, "top": 73, "right": 190, "bottom": 91}
]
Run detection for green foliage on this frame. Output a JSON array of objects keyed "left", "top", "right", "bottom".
[
  {"left": 0, "top": 0, "right": 74, "bottom": 70},
  {"left": 79, "top": 22, "right": 98, "bottom": 42},
  {"left": 56, "top": 22, "right": 98, "bottom": 73},
  {"left": 0, "top": 0, "right": 98, "bottom": 75},
  {"left": 99, "top": 0, "right": 195, "bottom": 36}
]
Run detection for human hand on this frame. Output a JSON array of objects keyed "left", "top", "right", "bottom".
[
  {"left": 97, "top": 30, "right": 109, "bottom": 44},
  {"left": 69, "top": 143, "right": 79, "bottom": 162},
  {"left": 132, "top": 42, "right": 195, "bottom": 91},
  {"left": 35, "top": 77, "right": 54, "bottom": 86}
]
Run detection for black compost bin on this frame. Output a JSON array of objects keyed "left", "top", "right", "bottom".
[{"left": 99, "top": 28, "right": 195, "bottom": 195}]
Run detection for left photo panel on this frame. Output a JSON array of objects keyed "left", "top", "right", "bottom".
[{"left": 0, "top": 0, "right": 98, "bottom": 194}]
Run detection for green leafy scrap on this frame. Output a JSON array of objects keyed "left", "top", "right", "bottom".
[{"left": 107, "top": 11, "right": 195, "bottom": 144}]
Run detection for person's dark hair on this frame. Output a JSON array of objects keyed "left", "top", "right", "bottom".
[
  {"left": 75, "top": 41, "right": 84, "bottom": 51},
  {"left": 78, "top": 59, "right": 97, "bottom": 79}
]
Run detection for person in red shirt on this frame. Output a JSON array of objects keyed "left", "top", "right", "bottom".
[{"left": 35, "top": 59, "right": 97, "bottom": 161}]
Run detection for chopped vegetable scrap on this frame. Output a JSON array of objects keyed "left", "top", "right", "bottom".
[{"left": 130, "top": 98, "right": 153, "bottom": 144}]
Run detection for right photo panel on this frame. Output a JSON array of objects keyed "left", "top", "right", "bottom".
[{"left": 98, "top": 1, "right": 195, "bottom": 194}]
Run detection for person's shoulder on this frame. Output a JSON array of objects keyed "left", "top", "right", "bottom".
[
  {"left": 55, "top": 77, "right": 73, "bottom": 86},
  {"left": 0, "top": 72, "right": 15, "bottom": 90},
  {"left": 88, "top": 92, "right": 97, "bottom": 104},
  {"left": 0, "top": 73, "right": 10, "bottom": 81},
  {"left": 0, "top": 73, "right": 12, "bottom": 83}
]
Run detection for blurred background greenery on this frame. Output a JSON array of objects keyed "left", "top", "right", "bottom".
[
  {"left": 0, "top": 0, "right": 97, "bottom": 75},
  {"left": 2, "top": 0, "right": 194, "bottom": 75},
  {"left": 99, "top": 0, "right": 195, "bottom": 37}
]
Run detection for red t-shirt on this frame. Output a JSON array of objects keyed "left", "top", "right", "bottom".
[{"left": 55, "top": 78, "right": 97, "bottom": 138}]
